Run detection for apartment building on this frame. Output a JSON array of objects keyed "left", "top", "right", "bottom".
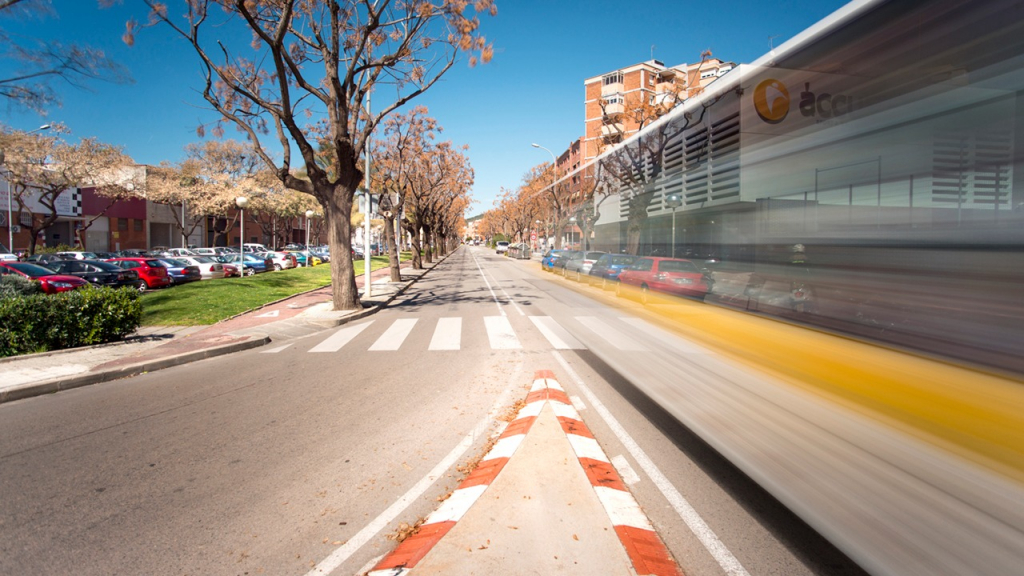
[{"left": 583, "top": 57, "right": 735, "bottom": 163}]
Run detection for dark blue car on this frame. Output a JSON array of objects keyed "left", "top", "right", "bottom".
[
  {"left": 239, "top": 254, "right": 273, "bottom": 276},
  {"left": 587, "top": 253, "right": 637, "bottom": 289},
  {"left": 541, "top": 249, "right": 564, "bottom": 272},
  {"left": 154, "top": 258, "right": 202, "bottom": 285}
]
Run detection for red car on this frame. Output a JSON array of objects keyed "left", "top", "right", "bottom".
[
  {"left": 615, "top": 257, "right": 711, "bottom": 304},
  {"left": 106, "top": 257, "right": 172, "bottom": 292},
  {"left": 0, "top": 262, "right": 90, "bottom": 294}
]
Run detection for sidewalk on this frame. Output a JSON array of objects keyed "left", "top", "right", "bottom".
[{"left": 0, "top": 260, "right": 430, "bottom": 405}]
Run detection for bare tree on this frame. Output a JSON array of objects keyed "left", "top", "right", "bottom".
[
  {"left": 0, "top": 0, "right": 131, "bottom": 113},
  {"left": 129, "top": 1, "right": 494, "bottom": 310},
  {"left": 0, "top": 124, "right": 136, "bottom": 255}
]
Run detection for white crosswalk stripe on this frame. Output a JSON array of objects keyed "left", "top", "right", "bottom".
[
  {"left": 530, "top": 316, "right": 586, "bottom": 349},
  {"left": 309, "top": 321, "right": 374, "bottom": 353},
  {"left": 484, "top": 316, "right": 522, "bottom": 349},
  {"left": 429, "top": 317, "right": 462, "bottom": 350},
  {"left": 576, "top": 316, "right": 648, "bottom": 351},
  {"left": 369, "top": 318, "right": 418, "bottom": 351}
]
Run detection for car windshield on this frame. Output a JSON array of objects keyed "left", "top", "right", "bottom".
[
  {"left": 610, "top": 255, "right": 636, "bottom": 266},
  {"left": 192, "top": 256, "right": 215, "bottom": 264},
  {"left": 85, "top": 260, "right": 121, "bottom": 272},
  {"left": 6, "top": 262, "right": 56, "bottom": 277}
]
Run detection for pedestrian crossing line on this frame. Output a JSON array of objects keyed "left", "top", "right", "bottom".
[
  {"left": 429, "top": 317, "right": 462, "bottom": 351},
  {"left": 369, "top": 318, "right": 418, "bottom": 351},
  {"left": 309, "top": 321, "right": 374, "bottom": 353},
  {"left": 576, "top": 316, "right": 649, "bottom": 351},
  {"left": 484, "top": 316, "right": 522, "bottom": 350},
  {"left": 529, "top": 316, "right": 586, "bottom": 350}
]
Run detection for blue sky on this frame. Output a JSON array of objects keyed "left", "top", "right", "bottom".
[{"left": 1, "top": 0, "right": 848, "bottom": 215}]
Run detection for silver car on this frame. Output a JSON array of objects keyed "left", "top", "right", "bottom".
[{"left": 562, "top": 251, "right": 607, "bottom": 281}]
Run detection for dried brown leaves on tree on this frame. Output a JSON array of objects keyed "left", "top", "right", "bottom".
[{"left": 127, "top": 0, "right": 495, "bottom": 309}]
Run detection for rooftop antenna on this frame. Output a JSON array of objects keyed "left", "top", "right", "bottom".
[
  {"left": 768, "top": 34, "right": 780, "bottom": 55},
  {"left": 651, "top": 44, "right": 656, "bottom": 61}
]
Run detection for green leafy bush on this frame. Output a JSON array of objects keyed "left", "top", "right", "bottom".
[
  {"left": 0, "top": 287, "right": 142, "bottom": 357},
  {"left": 0, "top": 275, "right": 42, "bottom": 299}
]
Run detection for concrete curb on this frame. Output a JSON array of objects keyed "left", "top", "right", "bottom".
[{"left": 0, "top": 334, "right": 270, "bottom": 405}]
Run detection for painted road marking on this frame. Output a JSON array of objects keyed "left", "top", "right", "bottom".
[
  {"left": 530, "top": 316, "right": 586, "bottom": 349},
  {"left": 308, "top": 321, "right": 373, "bottom": 353},
  {"left": 484, "top": 316, "right": 522, "bottom": 349},
  {"left": 429, "top": 317, "right": 462, "bottom": 351},
  {"left": 369, "top": 318, "right": 418, "bottom": 351},
  {"left": 260, "top": 343, "right": 293, "bottom": 354}
]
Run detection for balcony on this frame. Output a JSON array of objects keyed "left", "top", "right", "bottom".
[
  {"left": 601, "top": 82, "right": 623, "bottom": 97},
  {"left": 601, "top": 123, "right": 624, "bottom": 137}
]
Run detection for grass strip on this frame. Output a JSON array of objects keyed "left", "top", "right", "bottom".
[{"left": 141, "top": 254, "right": 404, "bottom": 326}]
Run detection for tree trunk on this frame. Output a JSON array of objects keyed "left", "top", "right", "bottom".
[
  {"left": 407, "top": 221, "right": 423, "bottom": 269},
  {"left": 422, "top": 224, "right": 433, "bottom": 263},
  {"left": 322, "top": 182, "right": 361, "bottom": 310},
  {"left": 384, "top": 212, "right": 401, "bottom": 282}
]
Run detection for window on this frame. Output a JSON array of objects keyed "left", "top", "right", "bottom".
[
  {"left": 700, "top": 69, "right": 716, "bottom": 79},
  {"left": 602, "top": 72, "right": 622, "bottom": 86},
  {"left": 632, "top": 259, "right": 654, "bottom": 271},
  {"left": 134, "top": 219, "right": 143, "bottom": 232},
  {"left": 602, "top": 95, "right": 622, "bottom": 105},
  {"left": 118, "top": 218, "right": 128, "bottom": 231}
]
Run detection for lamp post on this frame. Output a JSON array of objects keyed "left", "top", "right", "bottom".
[
  {"left": 3, "top": 124, "right": 51, "bottom": 253},
  {"left": 666, "top": 194, "right": 682, "bottom": 257},
  {"left": 531, "top": 143, "right": 561, "bottom": 247},
  {"left": 235, "top": 196, "right": 248, "bottom": 275},
  {"left": 305, "top": 209, "right": 314, "bottom": 261},
  {"left": 569, "top": 216, "right": 576, "bottom": 248}
]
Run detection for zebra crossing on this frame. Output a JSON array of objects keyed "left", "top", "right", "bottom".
[{"left": 262, "top": 314, "right": 702, "bottom": 355}]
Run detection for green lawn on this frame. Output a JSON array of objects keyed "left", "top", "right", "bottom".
[{"left": 141, "top": 254, "right": 404, "bottom": 326}]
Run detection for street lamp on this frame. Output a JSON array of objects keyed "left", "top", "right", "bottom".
[
  {"left": 531, "top": 143, "right": 563, "bottom": 247},
  {"left": 665, "top": 194, "right": 683, "bottom": 257},
  {"left": 3, "top": 124, "right": 51, "bottom": 253},
  {"left": 305, "top": 209, "right": 314, "bottom": 259},
  {"left": 235, "top": 196, "right": 248, "bottom": 274},
  {"left": 569, "top": 216, "right": 577, "bottom": 248}
]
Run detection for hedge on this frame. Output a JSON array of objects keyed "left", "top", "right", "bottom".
[{"left": 0, "top": 287, "right": 142, "bottom": 357}]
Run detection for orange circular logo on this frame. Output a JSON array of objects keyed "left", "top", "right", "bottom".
[{"left": 753, "top": 79, "right": 790, "bottom": 124}]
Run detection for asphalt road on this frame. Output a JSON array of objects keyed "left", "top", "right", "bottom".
[{"left": 0, "top": 246, "right": 868, "bottom": 576}]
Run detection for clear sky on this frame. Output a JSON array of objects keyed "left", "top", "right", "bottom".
[{"left": 1, "top": 0, "right": 848, "bottom": 216}]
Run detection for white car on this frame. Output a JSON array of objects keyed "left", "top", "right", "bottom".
[
  {"left": 495, "top": 241, "right": 510, "bottom": 254},
  {"left": 257, "top": 251, "right": 297, "bottom": 270},
  {"left": 175, "top": 256, "right": 227, "bottom": 280},
  {"left": 56, "top": 251, "right": 100, "bottom": 260},
  {"left": 166, "top": 248, "right": 196, "bottom": 257},
  {"left": 0, "top": 243, "right": 16, "bottom": 262}
]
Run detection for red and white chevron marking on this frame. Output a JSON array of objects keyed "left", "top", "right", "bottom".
[
  {"left": 368, "top": 370, "right": 682, "bottom": 576},
  {"left": 367, "top": 377, "right": 544, "bottom": 575}
]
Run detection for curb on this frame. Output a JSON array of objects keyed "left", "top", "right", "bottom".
[
  {"left": 368, "top": 369, "right": 682, "bottom": 576},
  {"left": 0, "top": 334, "right": 270, "bottom": 405}
]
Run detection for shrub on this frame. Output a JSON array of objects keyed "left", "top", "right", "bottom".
[
  {"left": 0, "top": 287, "right": 142, "bottom": 357},
  {"left": 0, "top": 275, "right": 43, "bottom": 299}
]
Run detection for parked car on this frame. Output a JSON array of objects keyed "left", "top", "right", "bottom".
[
  {"left": 283, "top": 243, "right": 306, "bottom": 251},
  {"left": 92, "top": 251, "right": 118, "bottom": 260},
  {"left": 587, "top": 253, "right": 638, "bottom": 289},
  {"left": 287, "top": 250, "right": 322, "bottom": 267},
  {"left": 24, "top": 253, "right": 64, "bottom": 264},
  {"left": 0, "top": 242, "right": 16, "bottom": 262},
  {"left": 193, "top": 247, "right": 236, "bottom": 256},
  {"left": 495, "top": 241, "right": 510, "bottom": 254},
  {"left": 0, "top": 262, "right": 90, "bottom": 294},
  {"left": 541, "top": 249, "right": 564, "bottom": 272},
  {"left": 152, "top": 258, "right": 203, "bottom": 285},
  {"left": 309, "top": 246, "right": 330, "bottom": 263},
  {"left": 550, "top": 250, "right": 581, "bottom": 274},
  {"left": 116, "top": 249, "right": 149, "bottom": 258},
  {"left": 174, "top": 255, "right": 227, "bottom": 279},
  {"left": 166, "top": 248, "right": 197, "bottom": 257},
  {"left": 106, "top": 257, "right": 173, "bottom": 292},
  {"left": 243, "top": 243, "right": 268, "bottom": 253},
  {"left": 562, "top": 251, "right": 606, "bottom": 281},
  {"left": 239, "top": 253, "right": 274, "bottom": 275},
  {"left": 616, "top": 257, "right": 712, "bottom": 304},
  {"left": 208, "top": 255, "right": 241, "bottom": 277},
  {"left": 55, "top": 251, "right": 100, "bottom": 261},
  {"left": 47, "top": 259, "right": 139, "bottom": 289},
  {"left": 257, "top": 251, "right": 297, "bottom": 270}
]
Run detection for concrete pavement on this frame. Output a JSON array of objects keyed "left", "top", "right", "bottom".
[{"left": 0, "top": 249, "right": 687, "bottom": 576}]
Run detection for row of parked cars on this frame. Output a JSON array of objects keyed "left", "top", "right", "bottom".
[
  {"left": 540, "top": 249, "right": 715, "bottom": 303},
  {"left": 0, "top": 244, "right": 331, "bottom": 295}
]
